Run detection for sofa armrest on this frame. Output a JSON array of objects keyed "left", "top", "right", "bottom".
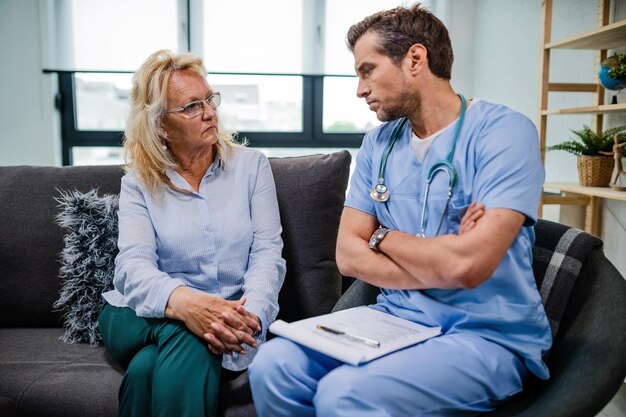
[
  {"left": 483, "top": 247, "right": 626, "bottom": 416},
  {"left": 332, "top": 279, "right": 379, "bottom": 313}
]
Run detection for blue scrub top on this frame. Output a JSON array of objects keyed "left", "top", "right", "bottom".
[{"left": 346, "top": 100, "right": 552, "bottom": 379}]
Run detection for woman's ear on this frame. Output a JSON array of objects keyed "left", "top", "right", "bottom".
[
  {"left": 406, "top": 43, "right": 428, "bottom": 76},
  {"left": 157, "top": 123, "right": 168, "bottom": 140}
]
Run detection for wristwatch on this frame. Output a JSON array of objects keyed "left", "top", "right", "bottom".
[{"left": 369, "top": 227, "right": 392, "bottom": 252}]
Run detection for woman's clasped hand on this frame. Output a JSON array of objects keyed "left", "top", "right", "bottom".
[{"left": 166, "top": 287, "right": 261, "bottom": 355}]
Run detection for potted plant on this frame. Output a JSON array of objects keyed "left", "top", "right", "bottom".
[
  {"left": 546, "top": 125, "right": 626, "bottom": 187},
  {"left": 607, "top": 53, "right": 626, "bottom": 80}
]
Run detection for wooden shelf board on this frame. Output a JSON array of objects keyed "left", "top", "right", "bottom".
[
  {"left": 548, "top": 82, "right": 598, "bottom": 92},
  {"left": 543, "top": 194, "right": 590, "bottom": 205},
  {"left": 542, "top": 103, "right": 626, "bottom": 115},
  {"left": 544, "top": 182, "right": 626, "bottom": 201},
  {"left": 545, "top": 19, "right": 626, "bottom": 50}
]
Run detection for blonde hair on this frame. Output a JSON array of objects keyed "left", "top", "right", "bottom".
[{"left": 123, "top": 49, "right": 234, "bottom": 193}]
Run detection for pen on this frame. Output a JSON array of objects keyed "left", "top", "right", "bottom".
[{"left": 316, "top": 324, "right": 381, "bottom": 348}]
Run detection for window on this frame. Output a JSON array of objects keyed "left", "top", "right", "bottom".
[
  {"left": 72, "top": 147, "right": 125, "bottom": 166},
  {"left": 65, "top": 0, "right": 180, "bottom": 71},
  {"left": 202, "top": 1, "right": 303, "bottom": 74},
  {"left": 324, "top": 0, "right": 405, "bottom": 75},
  {"left": 210, "top": 74, "right": 303, "bottom": 132},
  {"left": 74, "top": 73, "right": 131, "bottom": 131},
  {"left": 52, "top": 0, "right": 183, "bottom": 163},
  {"left": 51, "top": 0, "right": 421, "bottom": 164},
  {"left": 323, "top": 76, "right": 379, "bottom": 133}
]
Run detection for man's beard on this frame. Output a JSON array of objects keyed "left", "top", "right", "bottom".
[{"left": 375, "top": 90, "right": 420, "bottom": 122}]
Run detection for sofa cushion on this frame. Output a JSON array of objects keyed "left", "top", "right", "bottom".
[
  {"left": 268, "top": 151, "right": 351, "bottom": 322},
  {"left": 0, "top": 396, "right": 16, "bottom": 417},
  {"left": 0, "top": 327, "right": 261, "bottom": 417},
  {"left": 0, "top": 327, "right": 123, "bottom": 417},
  {"left": 54, "top": 190, "right": 119, "bottom": 345},
  {"left": 0, "top": 165, "right": 125, "bottom": 327}
]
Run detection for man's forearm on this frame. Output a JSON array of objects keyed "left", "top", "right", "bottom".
[
  {"left": 336, "top": 232, "right": 423, "bottom": 289},
  {"left": 377, "top": 209, "right": 525, "bottom": 289},
  {"left": 377, "top": 231, "right": 475, "bottom": 289}
]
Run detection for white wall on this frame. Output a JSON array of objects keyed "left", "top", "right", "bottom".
[
  {"left": 472, "top": 0, "right": 540, "bottom": 120},
  {"left": 429, "top": 0, "right": 476, "bottom": 97},
  {"left": 0, "top": 0, "right": 60, "bottom": 166}
]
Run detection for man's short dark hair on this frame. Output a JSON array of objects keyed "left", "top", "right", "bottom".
[{"left": 347, "top": 3, "right": 453, "bottom": 80}]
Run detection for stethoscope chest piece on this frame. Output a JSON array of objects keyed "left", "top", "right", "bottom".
[{"left": 370, "top": 179, "right": 390, "bottom": 202}]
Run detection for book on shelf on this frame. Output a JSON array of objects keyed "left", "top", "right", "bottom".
[{"left": 269, "top": 306, "right": 441, "bottom": 366}]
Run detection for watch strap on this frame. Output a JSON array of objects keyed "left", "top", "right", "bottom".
[{"left": 369, "top": 227, "right": 392, "bottom": 252}]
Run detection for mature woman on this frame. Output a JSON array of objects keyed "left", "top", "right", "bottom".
[{"left": 98, "top": 50, "right": 286, "bottom": 417}]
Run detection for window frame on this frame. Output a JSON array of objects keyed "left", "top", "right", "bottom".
[
  {"left": 51, "top": 71, "right": 365, "bottom": 165},
  {"left": 48, "top": 0, "right": 367, "bottom": 165}
]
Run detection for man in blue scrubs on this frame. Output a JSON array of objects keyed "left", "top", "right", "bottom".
[{"left": 249, "top": 4, "right": 552, "bottom": 416}]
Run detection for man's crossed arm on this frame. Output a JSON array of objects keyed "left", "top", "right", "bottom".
[{"left": 335, "top": 203, "right": 524, "bottom": 290}]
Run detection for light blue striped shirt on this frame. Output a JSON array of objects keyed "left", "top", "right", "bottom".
[{"left": 102, "top": 144, "right": 286, "bottom": 371}]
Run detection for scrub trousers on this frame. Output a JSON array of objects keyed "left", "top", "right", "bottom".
[
  {"left": 249, "top": 333, "right": 529, "bottom": 417},
  {"left": 98, "top": 304, "right": 221, "bottom": 417}
]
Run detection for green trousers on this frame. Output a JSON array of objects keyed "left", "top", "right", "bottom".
[{"left": 98, "top": 304, "right": 221, "bottom": 417}]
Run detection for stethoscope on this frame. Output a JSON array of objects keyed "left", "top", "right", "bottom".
[{"left": 370, "top": 94, "right": 467, "bottom": 238}]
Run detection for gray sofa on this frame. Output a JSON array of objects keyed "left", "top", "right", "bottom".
[
  {"left": 0, "top": 151, "right": 352, "bottom": 417},
  {"left": 2, "top": 149, "right": 626, "bottom": 417}
]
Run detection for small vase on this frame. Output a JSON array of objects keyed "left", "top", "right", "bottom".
[{"left": 576, "top": 155, "right": 614, "bottom": 187}]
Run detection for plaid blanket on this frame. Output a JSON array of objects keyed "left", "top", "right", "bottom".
[{"left": 532, "top": 219, "right": 603, "bottom": 338}]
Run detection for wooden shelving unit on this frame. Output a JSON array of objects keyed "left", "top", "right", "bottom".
[{"left": 538, "top": 0, "right": 626, "bottom": 236}]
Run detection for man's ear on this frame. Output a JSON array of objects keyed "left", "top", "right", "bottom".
[{"left": 406, "top": 43, "right": 428, "bottom": 76}]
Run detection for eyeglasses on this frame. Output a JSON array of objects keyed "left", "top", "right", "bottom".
[{"left": 164, "top": 92, "right": 221, "bottom": 118}]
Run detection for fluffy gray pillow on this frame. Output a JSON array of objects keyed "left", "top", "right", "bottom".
[{"left": 54, "top": 189, "right": 119, "bottom": 345}]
